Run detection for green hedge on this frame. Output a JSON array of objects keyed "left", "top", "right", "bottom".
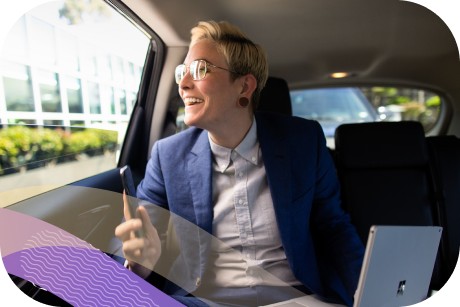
[{"left": 0, "top": 126, "right": 118, "bottom": 175}]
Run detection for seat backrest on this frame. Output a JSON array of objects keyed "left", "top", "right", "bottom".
[
  {"left": 257, "top": 76, "right": 292, "bottom": 115},
  {"left": 426, "top": 135, "right": 460, "bottom": 287},
  {"left": 334, "top": 121, "right": 436, "bottom": 244}
]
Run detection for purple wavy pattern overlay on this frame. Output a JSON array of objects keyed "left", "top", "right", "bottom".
[
  {"left": 0, "top": 209, "right": 184, "bottom": 306},
  {"left": 4, "top": 245, "right": 181, "bottom": 306}
]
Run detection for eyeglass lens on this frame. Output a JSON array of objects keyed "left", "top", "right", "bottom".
[{"left": 175, "top": 60, "right": 208, "bottom": 84}]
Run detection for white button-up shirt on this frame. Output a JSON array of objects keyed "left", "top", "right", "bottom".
[{"left": 207, "top": 119, "right": 301, "bottom": 287}]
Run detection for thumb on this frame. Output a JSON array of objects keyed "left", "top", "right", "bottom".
[{"left": 122, "top": 190, "right": 131, "bottom": 220}]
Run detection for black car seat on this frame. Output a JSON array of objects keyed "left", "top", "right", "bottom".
[
  {"left": 257, "top": 76, "right": 292, "bottom": 116},
  {"left": 426, "top": 135, "right": 460, "bottom": 288},
  {"left": 334, "top": 121, "right": 436, "bottom": 241}
]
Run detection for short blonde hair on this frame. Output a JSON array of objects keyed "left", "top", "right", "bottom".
[{"left": 190, "top": 20, "right": 269, "bottom": 109}]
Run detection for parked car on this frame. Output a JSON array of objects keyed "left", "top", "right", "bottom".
[
  {"left": 290, "top": 87, "right": 380, "bottom": 148},
  {"left": 1, "top": 0, "right": 459, "bottom": 306}
]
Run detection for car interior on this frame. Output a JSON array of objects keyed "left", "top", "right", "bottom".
[{"left": 1, "top": 0, "right": 459, "bottom": 305}]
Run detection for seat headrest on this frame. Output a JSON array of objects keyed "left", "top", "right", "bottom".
[
  {"left": 257, "top": 76, "right": 292, "bottom": 116},
  {"left": 335, "top": 121, "right": 429, "bottom": 168}
]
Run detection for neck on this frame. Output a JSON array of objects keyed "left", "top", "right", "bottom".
[{"left": 209, "top": 114, "right": 253, "bottom": 149}]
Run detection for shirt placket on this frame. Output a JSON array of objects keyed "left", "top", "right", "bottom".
[{"left": 232, "top": 151, "right": 256, "bottom": 261}]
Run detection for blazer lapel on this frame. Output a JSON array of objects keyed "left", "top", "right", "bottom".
[
  {"left": 256, "top": 114, "right": 293, "bottom": 220},
  {"left": 186, "top": 130, "right": 214, "bottom": 234}
]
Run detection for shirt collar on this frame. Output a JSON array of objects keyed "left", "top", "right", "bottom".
[
  {"left": 234, "top": 118, "right": 259, "bottom": 166},
  {"left": 209, "top": 117, "right": 259, "bottom": 173}
]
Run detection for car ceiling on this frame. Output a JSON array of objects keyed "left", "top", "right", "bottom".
[{"left": 121, "top": 0, "right": 460, "bottom": 132}]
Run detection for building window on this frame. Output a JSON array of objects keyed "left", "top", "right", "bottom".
[
  {"left": 109, "top": 87, "right": 116, "bottom": 115},
  {"left": 117, "top": 89, "right": 127, "bottom": 115},
  {"left": 44, "top": 120, "right": 63, "bottom": 126},
  {"left": 70, "top": 120, "right": 84, "bottom": 127},
  {"left": 64, "top": 76, "right": 83, "bottom": 113},
  {"left": 112, "top": 55, "right": 125, "bottom": 84},
  {"left": 1, "top": 61, "right": 34, "bottom": 112},
  {"left": 37, "top": 70, "right": 61, "bottom": 112},
  {"left": 88, "top": 81, "right": 101, "bottom": 114},
  {"left": 7, "top": 119, "right": 36, "bottom": 125}
]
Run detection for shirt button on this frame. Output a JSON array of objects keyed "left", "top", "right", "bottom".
[
  {"left": 251, "top": 156, "right": 256, "bottom": 162},
  {"left": 238, "top": 199, "right": 243, "bottom": 205},
  {"left": 195, "top": 277, "right": 201, "bottom": 287}
]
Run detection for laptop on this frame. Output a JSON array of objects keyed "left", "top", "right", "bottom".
[{"left": 264, "top": 225, "right": 443, "bottom": 307}]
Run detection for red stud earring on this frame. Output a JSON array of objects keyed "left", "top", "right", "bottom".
[{"left": 239, "top": 97, "right": 250, "bottom": 108}]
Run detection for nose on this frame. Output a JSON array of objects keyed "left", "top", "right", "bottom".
[{"left": 179, "top": 70, "right": 193, "bottom": 90}]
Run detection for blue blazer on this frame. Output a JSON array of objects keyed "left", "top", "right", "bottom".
[{"left": 137, "top": 112, "right": 364, "bottom": 306}]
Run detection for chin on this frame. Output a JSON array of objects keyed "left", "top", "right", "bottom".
[
  {"left": 184, "top": 113, "right": 205, "bottom": 127},
  {"left": 183, "top": 117, "right": 198, "bottom": 128}
]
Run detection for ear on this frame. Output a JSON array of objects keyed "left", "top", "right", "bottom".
[{"left": 240, "top": 74, "right": 258, "bottom": 98}]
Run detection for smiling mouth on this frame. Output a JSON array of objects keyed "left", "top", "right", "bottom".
[{"left": 184, "top": 97, "right": 204, "bottom": 106}]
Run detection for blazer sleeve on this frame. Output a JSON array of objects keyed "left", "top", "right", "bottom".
[{"left": 136, "top": 140, "right": 171, "bottom": 235}]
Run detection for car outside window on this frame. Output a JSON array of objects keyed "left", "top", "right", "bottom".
[
  {"left": 0, "top": 0, "right": 150, "bottom": 207},
  {"left": 290, "top": 86, "right": 442, "bottom": 148}
]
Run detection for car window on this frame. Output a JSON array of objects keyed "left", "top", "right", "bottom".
[
  {"left": 290, "top": 86, "right": 443, "bottom": 148},
  {"left": 0, "top": 0, "right": 150, "bottom": 207}
]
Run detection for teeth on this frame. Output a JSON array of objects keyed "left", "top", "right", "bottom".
[{"left": 184, "top": 97, "right": 204, "bottom": 105}]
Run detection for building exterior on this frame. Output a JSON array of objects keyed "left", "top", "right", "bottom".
[{"left": 0, "top": 7, "right": 148, "bottom": 132}]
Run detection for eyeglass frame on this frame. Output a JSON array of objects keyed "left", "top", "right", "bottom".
[{"left": 175, "top": 59, "right": 241, "bottom": 84}]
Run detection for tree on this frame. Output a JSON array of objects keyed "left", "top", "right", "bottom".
[{"left": 59, "top": 0, "right": 111, "bottom": 25}]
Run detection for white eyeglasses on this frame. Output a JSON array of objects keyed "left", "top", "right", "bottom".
[{"left": 175, "top": 59, "right": 240, "bottom": 84}]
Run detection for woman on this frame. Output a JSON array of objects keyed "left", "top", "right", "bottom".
[{"left": 115, "top": 20, "right": 364, "bottom": 307}]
